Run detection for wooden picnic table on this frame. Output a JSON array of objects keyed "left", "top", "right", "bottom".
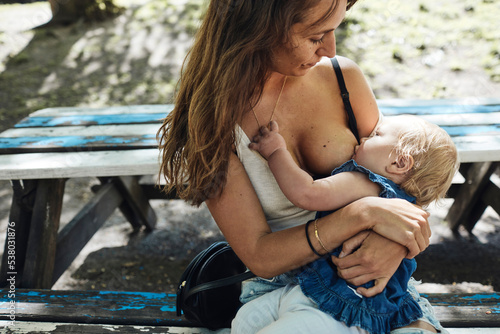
[
  {"left": 0, "top": 99, "right": 499, "bottom": 290},
  {"left": 0, "top": 104, "right": 173, "bottom": 289}
]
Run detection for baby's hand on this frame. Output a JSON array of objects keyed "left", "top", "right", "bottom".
[{"left": 248, "top": 120, "right": 287, "bottom": 160}]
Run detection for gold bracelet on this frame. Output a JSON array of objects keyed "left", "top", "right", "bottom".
[{"left": 314, "top": 219, "right": 330, "bottom": 253}]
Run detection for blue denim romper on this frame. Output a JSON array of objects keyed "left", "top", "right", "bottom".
[{"left": 296, "top": 160, "right": 423, "bottom": 334}]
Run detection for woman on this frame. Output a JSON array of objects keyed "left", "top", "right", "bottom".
[
  {"left": 247, "top": 116, "right": 458, "bottom": 333},
  {"left": 158, "top": 0, "right": 444, "bottom": 333}
]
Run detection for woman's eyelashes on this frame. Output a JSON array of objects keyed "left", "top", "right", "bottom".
[{"left": 311, "top": 35, "right": 325, "bottom": 44}]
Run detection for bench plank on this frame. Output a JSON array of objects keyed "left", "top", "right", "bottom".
[
  {"left": 377, "top": 98, "right": 500, "bottom": 107},
  {"left": 0, "top": 135, "right": 158, "bottom": 153},
  {"left": 15, "top": 113, "right": 165, "bottom": 128},
  {"left": 417, "top": 112, "right": 500, "bottom": 126},
  {"left": 0, "top": 135, "right": 158, "bottom": 154},
  {"left": 379, "top": 104, "right": 500, "bottom": 116},
  {"left": 441, "top": 125, "right": 500, "bottom": 137},
  {"left": 378, "top": 99, "right": 500, "bottom": 114},
  {"left": 1, "top": 290, "right": 499, "bottom": 329},
  {"left": 0, "top": 323, "right": 497, "bottom": 334},
  {"left": 0, "top": 149, "right": 160, "bottom": 179},
  {"left": 0, "top": 321, "right": 228, "bottom": 333},
  {"left": 423, "top": 293, "right": 500, "bottom": 327},
  {"left": 0, "top": 290, "right": 188, "bottom": 327},
  {"left": 452, "top": 137, "right": 500, "bottom": 163},
  {"left": 29, "top": 104, "right": 172, "bottom": 117},
  {"left": 0, "top": 124, "right": 161, "bottom": 139}
]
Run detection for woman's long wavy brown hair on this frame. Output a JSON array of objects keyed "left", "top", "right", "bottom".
[{"left": 158, "top": 0, "right": 358, "bottom": 206}]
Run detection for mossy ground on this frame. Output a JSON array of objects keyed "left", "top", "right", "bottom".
[{"left": 1, "top": 0, "right": 499, "bottom": 132}]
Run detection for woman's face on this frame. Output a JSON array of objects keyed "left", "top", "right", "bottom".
[{"left": 271, "top": 0, "right": 347, "bottom": 76}]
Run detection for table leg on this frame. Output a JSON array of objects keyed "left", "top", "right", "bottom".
[
  {"left": 21, "top": 179, "right": 66, "bottom": 289},
  {"left": 2, "top": 175, "right": 158, "bottom": 289},
  {"left": 114, "top": 176, "right": 157, "bottom": 231},
  {"left": 446, "top": 162, "right": 498, "bottom": 233},
  {"left": 52, "top": 181, "right": 125, "bottom": 285},
  {"left": 0, "top": 180, "right": 37, "bottom": 287}
]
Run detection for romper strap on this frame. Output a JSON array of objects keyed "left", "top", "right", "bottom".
[{"left": 331, "top": 57, "right": 360, "bottom": 144}]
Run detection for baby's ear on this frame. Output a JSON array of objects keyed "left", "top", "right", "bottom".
[{"left": 388, "top": 154, "right": 414, "bottom": 175}]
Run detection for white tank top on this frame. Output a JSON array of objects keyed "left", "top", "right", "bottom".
[{"left": 235, "top": 126, "right": 316, "bottom": 232}]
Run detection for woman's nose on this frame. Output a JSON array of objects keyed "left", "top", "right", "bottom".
[{"left": 317, "top": 32, "right": 336, "bottom": 58}]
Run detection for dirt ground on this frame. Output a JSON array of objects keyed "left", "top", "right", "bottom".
[{"left": 0, "top": 1, "right": 499, "bottom": 295}]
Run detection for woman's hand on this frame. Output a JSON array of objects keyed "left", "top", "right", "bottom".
[
  {"left": 331, "top": 231, "right": 407, "bottom": 297},
  {"left": 354, "top": 197, "right": 431, "bottom": 258}
]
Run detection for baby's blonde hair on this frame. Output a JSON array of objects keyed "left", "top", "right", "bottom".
[{"left": 393, "top": 116, "right": 459, "bottom": 207}]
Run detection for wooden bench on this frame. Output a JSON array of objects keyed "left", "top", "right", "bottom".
[
  {"left": 0, "top": 99, "right": 499, "bottom": 331},
  {"left": 0, "top": 289, "right": 499, "bottom": 332}
]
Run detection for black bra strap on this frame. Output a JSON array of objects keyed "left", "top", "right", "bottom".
[{"left": 331, "top": 57, "right": 360, "bottom": 144}]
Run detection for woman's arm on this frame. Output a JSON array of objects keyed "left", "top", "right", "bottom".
[
  {"left": 205, "top": 152, "right": 391, "bottom": 278},
  {"left": 317, "top": 196, "right": 430, "bottom": 297},
  {"left": 205, "top": 152, "right": 319, "bottom": 278},
  {"left": 206, "top": 153, "right": 430, "bottom": 278},
  {"left": 249, "top": 121, "right": 380, "bottom": 211},
  {"left": 317, "top": 196, "right": 431, "bottom": 259}
]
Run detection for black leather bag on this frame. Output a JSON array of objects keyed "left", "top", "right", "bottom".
[{"left": 176, "top": 241, "right": 256, "bottom": 329}]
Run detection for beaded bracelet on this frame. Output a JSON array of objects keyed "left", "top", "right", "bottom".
[{"left": 305, "top": 219, "right": 323, "bottom": 257}]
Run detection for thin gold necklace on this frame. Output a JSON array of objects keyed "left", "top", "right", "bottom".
[{"left": 252, "top": 76, "right": 287, "bottom": 128}]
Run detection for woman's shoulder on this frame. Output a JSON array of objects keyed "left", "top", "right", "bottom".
[
  {"left": 313, "top": 56, "right": 380, "bottom": 138},
  {"left": 308, "top": 56, "right": 368, "bottom": 94},
  {"left": 312, "top": 56, "right": 365, "bottom": 81}
]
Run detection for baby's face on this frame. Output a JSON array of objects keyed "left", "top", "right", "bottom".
[{"left": 352, "top": 117, "right": 411, "bottom": 177}]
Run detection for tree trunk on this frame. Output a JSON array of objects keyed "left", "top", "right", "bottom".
[{"left": 48, "top": 0, "right": 122, "bottom": 25}]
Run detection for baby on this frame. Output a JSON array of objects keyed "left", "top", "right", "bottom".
[{"left": 249, "top": 115, "right": 459, "bottom": 334}]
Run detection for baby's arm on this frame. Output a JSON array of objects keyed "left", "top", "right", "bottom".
[{"left": 249, "top": 121, "right": 380, "bottom": 211}]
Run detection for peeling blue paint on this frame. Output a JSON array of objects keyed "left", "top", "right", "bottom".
[
  {"left": 98, "top": 291, "right": 173, "bottom": 300},
  {"left": 380, "top": 104, "right": 500, "bottom": 116},
  {"left": 462, "top": 294, "right": 500, "bottom": 301},
  {"left": 160, "top": 305, "right": 176, "bottom": 312},
  {"left": 15, "top": 113, "right": 167, "bottom": 128},
  {"left": 108, "top": 305, "right": 146, "bottom": 311},
  {"left": 441, "top": 125, "right": 500, "bottom": 136},
  {"left": 26, "top": 291, "right": 44, "bottom": 296},
  {"left": 0, "top": 135, "right": 157, "bottom": 149}
]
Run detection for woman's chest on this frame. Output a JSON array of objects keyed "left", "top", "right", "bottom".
[
  {"left": 241, "top": 71, "right": 359, "bottom": 176},
  {"left": 277, "top": 104, "right": 358, "bottom": 177}
]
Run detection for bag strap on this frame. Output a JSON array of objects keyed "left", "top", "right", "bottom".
[
  {"left": 331, "top": 57, "right": 360, "bottom": 144},
  {"left": 185, "top": 270, "right": 256, "bottom": 300}
]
